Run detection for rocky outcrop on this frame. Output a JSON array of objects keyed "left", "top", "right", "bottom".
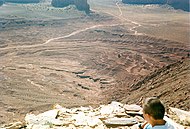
[
  {"left": 1, "top": 101, "right": 189, "bottom": 129},
  {"left": 51, "top": 0, "right": 90, "bottom": 14},
  {"left": 0, "top": 0, "right": 4, "bottom": 6},
  {"left": 51, "top": 0, "right": 73, "bottom": 7},
  {"left": 74, "top": 0, "right": 90, "bottom": 13},
  {"left": 122, "top": 0, "right": 190, "bottom": 12},
  {"left": 5, "top": 0, "right": 40, "bottom": 3}
]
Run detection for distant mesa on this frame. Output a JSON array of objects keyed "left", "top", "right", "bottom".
[
  {"left": 122, "top": 0, "right": 166, "bottom": 4},
  {"left": 167, "top": 0, "right": 190, "bottom": 12},
  {"left": 122, "top": 0, "right": 190, "bottom": 12},
  {"left": 0, "top": 0, "right": 4, "bottom": 6},
  {"left": 4, "top": 0, "right": 40, "bottom": 3},
  {"left": 51, "top": 0, "right": 90, "bottom": 14}
]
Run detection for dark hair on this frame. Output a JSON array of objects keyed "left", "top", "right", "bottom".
[{"left": 143, "top": 97, "right": 165, "bottom": 120}]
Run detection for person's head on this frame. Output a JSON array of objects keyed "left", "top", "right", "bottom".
[{"left": 142, "top": 97, "right": 165, "bottom": 122}]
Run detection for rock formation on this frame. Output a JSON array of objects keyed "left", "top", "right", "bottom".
[
  {"left": 122, "top": 0, "right": 190, "bottom": 12},
  {"left": 0, "top": 0, "right": 4, "bottom": 6},
  {"left": 74, "top": 0, "right": 90, "bottom": 13},
  {"left": 5, "top": 0, "right": 40, "bottom": 3},
  {"left": 51, "top": 0, "right": 73, "bottom": 7},
  {"left": 1, "top": 101, "right": 189, "bottom": 129},
  {"left": 51, "top": 0, "right": 90, "bottom": 14},
  {"left": 122, "top": 0, "right": 166, "bottom": 5}
]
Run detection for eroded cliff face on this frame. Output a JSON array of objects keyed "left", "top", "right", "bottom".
[
  {"left": 74, "top": 0, "right": 90, "bottom": 13},
  {"left": 5, "top": 0, "right": 40, "bottom": 3},
  {"left": 122, "top": 0, "right": 190, "bottom": 12},
  {"left": 51, "top": 0, "right": 90, "bottom": 14},
  {"left": 51, "top": 0, "right": 74, "bottom": 7}
]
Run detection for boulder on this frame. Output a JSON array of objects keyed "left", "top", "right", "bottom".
[
  {"left": 100, "top": 101, "right": 125, "bottom": 116},
  {"left": 25, "top": 109, "right": 61, "bottom": 128}
]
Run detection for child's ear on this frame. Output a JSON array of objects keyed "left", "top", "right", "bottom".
[{"left": 144, "top": 113, "right": 152, "bottom": 120}]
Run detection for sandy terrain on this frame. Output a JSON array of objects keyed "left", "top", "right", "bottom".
[{"left": 0, "top": 0, "right": 189, "bottom": 125}]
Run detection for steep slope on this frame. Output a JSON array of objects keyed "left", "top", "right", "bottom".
[{"left": 122, "top": 58, "right": 190, "bottom": 111}]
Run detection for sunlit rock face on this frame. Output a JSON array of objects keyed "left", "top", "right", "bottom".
[
  {"left": 167, "top": 0, "right": 190, "bottom": 12},
  {"left": 122, "top": 0, "right": 190, "bottom": 12},
  {"left": 0, "top": 0, "right": 3, "bottom": 6},
  {"left": 5, "top": 0, "right": 40, "bottom": 3},
  {"left": 122, "top": 0, "right": 166, "bottom": 4},
  {"left": 51, "top": 0, "right": 90, "bottom": 14}
]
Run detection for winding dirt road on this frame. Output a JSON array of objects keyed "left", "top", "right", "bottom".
[
  {"left": 0, "top": 0, "right": 144, "bottom": 51},
  {"left": 115, "top": 0, "right": 143, "bottom": 35}
]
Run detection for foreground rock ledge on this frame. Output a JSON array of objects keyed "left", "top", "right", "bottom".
[{"left": 1, "top": 101, "right": 190, "bottom": 129}]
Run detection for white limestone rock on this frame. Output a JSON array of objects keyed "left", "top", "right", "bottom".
[
  {"left": 87, "top": 117, "right": 102, "bottom": 127},
  {"left": 25, "top": 109, "right": 61, "bottom": 128},
  {"left": 100, "top": 105, "right": 114, "bottom": 115},
  {"left": 114, "top": 113, "right": 130, "bottom": 118},
  {"left": 28, "top": 124, "right": 50, "bottom": 129},
  {"left": 100, "top": 101, "right": 125, "bottom": 116},
  {"left": 73, "top": 112, "right": 88, "bottom": 126},
  {"left": 2, "top": 101, "right": 188, "bottom": 129},
  {"left": 169, "top": 107, "right": 190, "bottom": 126},
  {"left": 104, "top": 117, "right": 138, "bottom": 126},
  {"left": 0, "top": 121, "right": 25, "bottom": 129},
  {"left": 110, "top": 101, "right": 123, "bottom": 107},
  {"left": 124, "top": 104, "right": 142, "bottom": 112}
]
